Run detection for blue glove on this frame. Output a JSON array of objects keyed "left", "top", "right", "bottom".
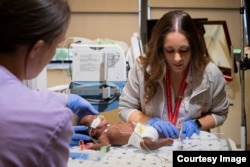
[
  {"left": 147, "top": 118, "right": 179, "bottom": 138},
  {"left": 70, "top": 126, "right": 91, "bottom": 147},
  {"left": 67, "top": 94, "right": 99, "bottom": 117},
  {"left": 181, "top": 119, "right": 200, "bottom": 139}
]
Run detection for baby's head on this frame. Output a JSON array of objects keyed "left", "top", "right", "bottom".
[{"left": 79, "top": 115, "right": 108, "bottom": 138}]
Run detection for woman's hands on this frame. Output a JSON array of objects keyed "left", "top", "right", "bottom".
[
  {"left": 181, "top": 119, "right": 200, "bottom": 139},
  {"left": 67, "top": 94, "right": 99, "bottom": 117},
  {"left": 67, "top": 94, "right": 100, "bottom": 146},
  {"left": 70, "top": 126, "right": 90, "bottom": 147},
  {"left": 147, "top": 118, "right": 179, "bottom": 138},
  {"left": 147, "top": 118, "right": 200, "bottom": 139}
]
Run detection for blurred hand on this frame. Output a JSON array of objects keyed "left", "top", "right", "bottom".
[
  {"left": 67, "top": 94, "right": 99, "bottom": 117},
  {"left": 181, "top": 119, "right": 200, "bottom": 139},
  {"left": 70, "top": 126, "right": 90, "bottom": 147},
  {"left": 147, "top": 118, "right": 179, "bottom": 138}
]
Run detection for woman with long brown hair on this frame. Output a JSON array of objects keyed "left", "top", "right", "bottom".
[{"left": 119, "top": 10, "right": 229, "bottom": 139}]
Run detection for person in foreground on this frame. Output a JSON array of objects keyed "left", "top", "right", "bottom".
[
  {"left": 119, "top": 10, "right": 229, "bottom": 139},
  {"left": 0, "top": 0, "right": 98, "bottom": 167},
  {"left": 78, "top": 115, "right": 174, "bottom": 150}
]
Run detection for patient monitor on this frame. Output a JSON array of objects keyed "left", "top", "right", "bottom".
[{"left": 69, "top": 44, "right": 127, "bottom": 112}]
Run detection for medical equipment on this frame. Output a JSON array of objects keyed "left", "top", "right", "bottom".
[
  {"left": 126, "top": 33, "right": 144, "bottom": 70},
  {"left": 178, "top": 123, "right": 184, "bottom": 150},
  {"left": 128, "top": 123, "right": 159, "bottom": 149},
  {"left": 89, "top": 115, "right": 105, "bottom": 144},
  {"left": 239, "top": 0, "right": 249, "bottom": 150},
  {"left": 69, "top": 44, "right": 127, "bottom": 112},
  {"left": 70, "top": 145, "right": 110, "bottom": 161},
  {"left": 91, "top": 116, "right": 102, "bottom": 129}
]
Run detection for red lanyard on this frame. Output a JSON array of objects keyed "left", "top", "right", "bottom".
[{"left": 166, "top": 67, "right": 189, "bottom": 125}]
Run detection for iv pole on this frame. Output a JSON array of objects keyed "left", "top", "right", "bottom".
[{"left": 240, "top": 0, "right": 247, "bottom": 151}]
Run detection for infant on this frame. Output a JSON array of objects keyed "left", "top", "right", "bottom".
[{"left": 78, "top": 115, "right": 173, "bottom": 150}]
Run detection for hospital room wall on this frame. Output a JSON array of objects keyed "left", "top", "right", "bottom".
[
  {"left": 47, "top": 0, "right": 249, "bottom": 147},
  {"left": 65, "top": 0, "right": 139, "bottom": 44}
]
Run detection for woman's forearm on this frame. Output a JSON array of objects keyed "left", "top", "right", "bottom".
[
  {"left": 198, "top": 114, "right": 216, "bottom": 131},
  {"left": 128, "top": 110, "right": 151, "bottom": 124}
]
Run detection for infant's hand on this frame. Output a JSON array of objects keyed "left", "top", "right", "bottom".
[
  {"left": 166, "top": 138, "right": 174, "bottom": 145},
  {"left": 85, "top": 142, "right": 95, "bottom": 149}
]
